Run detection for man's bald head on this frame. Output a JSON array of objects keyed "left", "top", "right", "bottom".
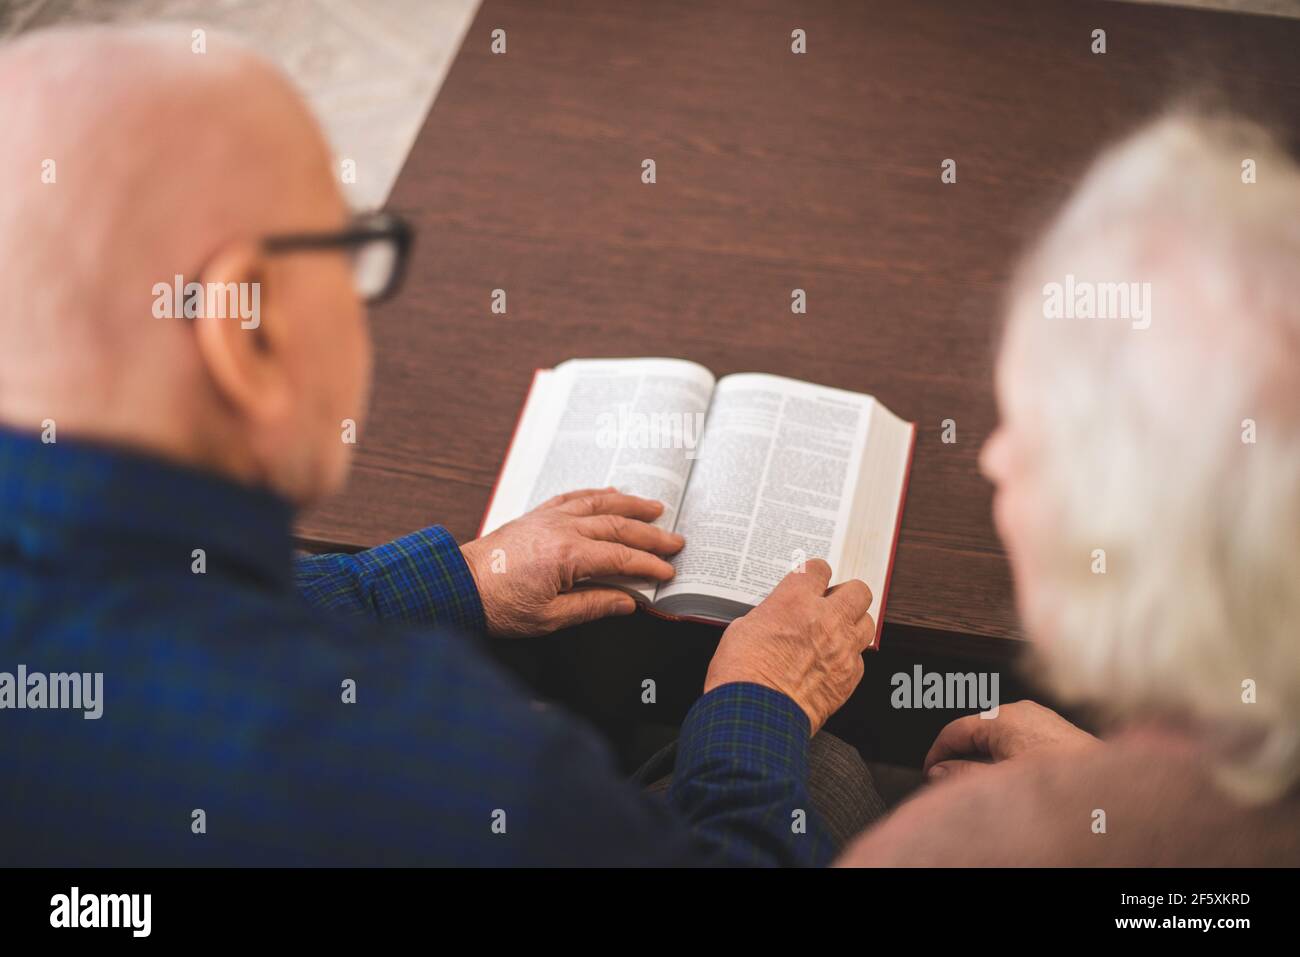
[{"left": 0, "top": 25, "right": 370, "bottom": 502}]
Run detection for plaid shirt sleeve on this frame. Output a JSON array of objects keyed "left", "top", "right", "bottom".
[
  {"left": 295, "top": 525, "right": 486, "bottom": 634},
  {"left": 668, "top": 682, "right": 837, "bottom": 867}
]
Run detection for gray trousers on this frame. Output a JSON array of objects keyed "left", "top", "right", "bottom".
[{"left": 634, "top": 731, "right": 888, "bottom": 852}]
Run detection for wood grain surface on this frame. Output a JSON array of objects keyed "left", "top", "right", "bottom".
[{"left": 299, "top": 0, "right": 1300, "bottom": 657}]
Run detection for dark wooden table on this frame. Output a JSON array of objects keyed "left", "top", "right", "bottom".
[{"left": 299, "top": 0, "right": 1300, "bottom": 760}]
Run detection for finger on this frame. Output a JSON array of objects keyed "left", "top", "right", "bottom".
[
  {"left": 826, "top": 579, "right": 873, "bottom": 621},
  {"left": 571, "top": 540, "right": 676, "bottom": 582},
  {"left": 770, "top": 557, "right": 832, "bottom": 596},
  {"left": 547, "top": 588, "right": 638, "bottom": 627},
  {"left": 926, "top": 759, "right": 993, "bottom": 783},
  {"left": 922, "top": 714, "right": 999, "bottom": 774},
  {"left": 540, "top": 487, "right": 618, "bottom": 509},
  {"left": 826, "top": 581, "right": 875, "bottom": 652},
  {"left": 855, "top": 614, "right": 877, "bottom": 652},
  {"left": 849, "top": 652, "right": 866, "bottom": 694},
  {"left": 558, "top": 491, "right": 665, "bottom": 522},
  {"left": 580, "top": 514, "right": 685, "bottom": 555}
]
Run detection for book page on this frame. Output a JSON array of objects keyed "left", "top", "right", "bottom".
[
  {"left": 656, "top": 373, "right": 872, "bottom": 612},
  {"left": 837, "top": 399, "right": 915, "bottom": 638},
  {"left": 480, "top": 357, "right": 714, "bottom": 601}
]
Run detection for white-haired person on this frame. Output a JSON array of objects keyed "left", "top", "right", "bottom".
[{"left": 839, "top": 114, "right": 1300, "bottom": 866}]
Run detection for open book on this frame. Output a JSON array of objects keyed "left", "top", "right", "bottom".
[{"left": 481, "top": 358, "right": 915, "bottom": 647}]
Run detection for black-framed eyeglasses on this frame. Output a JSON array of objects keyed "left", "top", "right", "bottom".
[{"left": 263, "top": 210, "right": 413, "bottom": 303}]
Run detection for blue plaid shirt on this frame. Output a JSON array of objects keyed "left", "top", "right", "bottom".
[{"left": 0, "top": 428, "right": 833, "bottom": 866}]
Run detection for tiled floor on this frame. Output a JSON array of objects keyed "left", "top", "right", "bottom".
[
  {"left": 3, "top": 0, "right": 1297, "bottom": 209},
  {"left": 1, "top": 0, "right": 481, "bottom": 209},
  {"left": 1141, "top": 0, "right": 1300, "bottom": 11}
]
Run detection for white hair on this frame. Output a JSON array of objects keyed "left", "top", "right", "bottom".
[{"left": 1003, "top": 113, "right": 1300, "bottom": 801}]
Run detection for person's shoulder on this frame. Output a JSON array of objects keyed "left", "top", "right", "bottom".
[
  {"left": 840, "top": 734, "right": 1300, "bottom": 867},
  {"left": 839, "top": 739, "right": 1168, "bottom": 866},
  {"left": 837, "top": 755, "right": 1062, "bottom": 866}
]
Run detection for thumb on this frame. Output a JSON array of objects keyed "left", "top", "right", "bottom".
[
  {"left": 926, "top": 759, "right": 992, "bottom": 784},
  {"left": 772, "top": 557, "right": 833, "bottom": 597},
  {"left": 923, "top": 713, "right": 997, "bottom": 773},
  {"left": 548, "top": 588, "right": 638, "bottom": 628}
]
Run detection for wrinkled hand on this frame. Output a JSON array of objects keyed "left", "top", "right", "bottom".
[
  {"left": 923, "top": 700, "right": 1099, "bottom": 782},
  {"left": 460, "top": 487, "right": 683, "bottom": 637},
  {"left": 704, "top": 559, "right": 874, "bottom": 735}
]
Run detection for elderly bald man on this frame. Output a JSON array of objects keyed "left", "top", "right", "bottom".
[
  {"left": 0, "top": 26, "right": 878, "bottom": 865},
  {"left": 839, "top": 114, "right": 1300, "bottom": 867}
]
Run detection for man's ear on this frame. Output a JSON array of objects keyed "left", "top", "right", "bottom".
[{"left": 191, "top": 241, "right": 293, "bottom": 425}]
